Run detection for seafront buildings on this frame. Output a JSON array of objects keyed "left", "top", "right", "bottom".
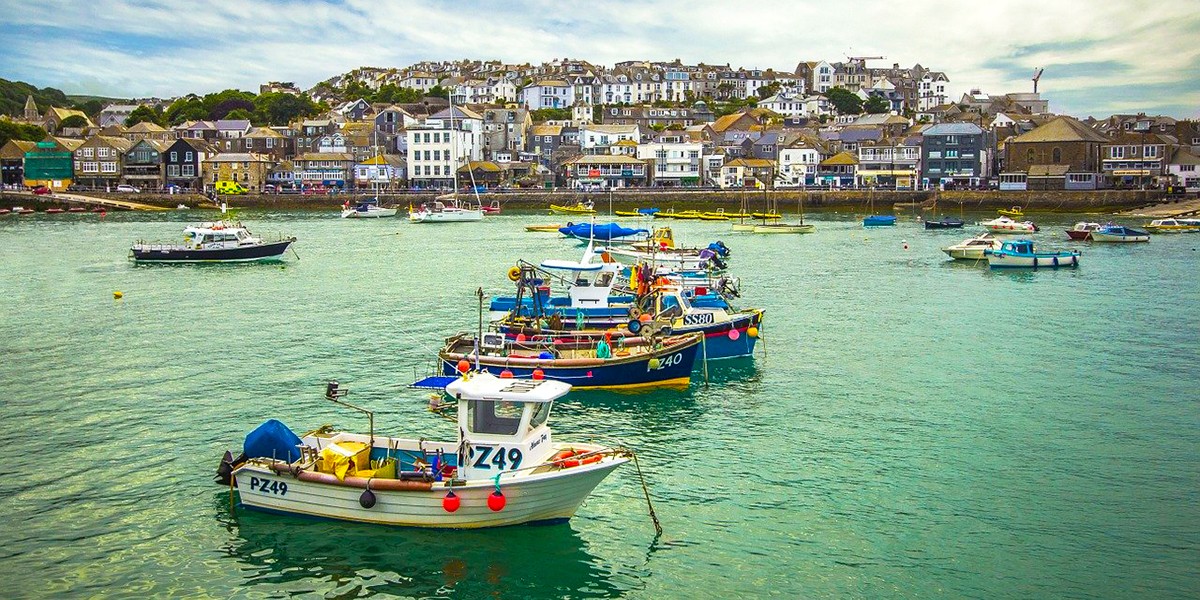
[{"left": 3, "top": 57, "right": 1199, "bottom": 194}]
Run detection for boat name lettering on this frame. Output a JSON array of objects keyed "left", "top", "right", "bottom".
[
  {"left": 683, "top": 313, "right": 715, "bottom": 326},
  {"left": 248, "top": 476, "right": 288, "bottom": 496},
  {"left": 469, "top": 446, "right": 524, "bottom": 471},
  {"left": 655, "top": 353, "right": 683, "bottom": 369},
  {"left": 529, "top": 432, "right": 548, "bottom": 450}
]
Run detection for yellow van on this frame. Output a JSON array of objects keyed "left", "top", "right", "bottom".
[{"left": 215, "top": 181, "right": 248, "bottom": 195}]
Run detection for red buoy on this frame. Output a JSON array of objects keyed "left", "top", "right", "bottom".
[
  {"left": 499, "top": 369, "right": 514, "bottom": 379},
  {"left": 456, "top": 359, "right": 470, "bottom": 374},
  {"left": 487, "top": 490, "right": 506, "bottom": 512},
  {"left": 531, "top": 368, "right": 545, "bottom": 380},
  {"left": 442, "top": 490, "right": 460, "bottom": 513},
  {"left": 515, "top": 333, "right": 527, "bottom": 343}
]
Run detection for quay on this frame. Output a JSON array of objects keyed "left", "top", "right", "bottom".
[{"left": 3, "top": 188, "right": 1182, "bottom": 213}]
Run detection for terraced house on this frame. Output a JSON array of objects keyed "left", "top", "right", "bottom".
[
  {"left": 202, "top": 152, "right": 274, "bottom": 192},
  {"left": 123, "top": 139, "right": 169, "bottom": 189},
  {"left": 73, "top": 135, "right": 133, "bottom": 189}
]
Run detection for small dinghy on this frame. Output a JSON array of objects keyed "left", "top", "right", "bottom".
[
  {"left": 981, "top": 216, "right": 1038, "bottom": 233},
  {"left": 217, "top": 374, "right": 629, "bottom": 528}
]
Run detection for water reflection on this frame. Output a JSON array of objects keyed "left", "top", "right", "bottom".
[{"left": 215, "top": 496, "right": 630, "bottom": 599}]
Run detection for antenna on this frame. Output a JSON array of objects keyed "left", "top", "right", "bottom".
[{"left": 1032, "top": 68, "right": 1044, "bottom": 94}]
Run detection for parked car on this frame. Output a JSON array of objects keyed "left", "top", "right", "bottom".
[
  {"left": 32, "top": 185, "right": 51, "bottom": 195},
  {"left": 116, "top": 184, "right": 141, "bottom": 193}
]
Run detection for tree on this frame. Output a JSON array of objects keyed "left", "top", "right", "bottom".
[
  {"left": 224, "top": 108, "right": 254, "bottom": 121},
  {"left": 61, "top": 114, "right": 89, "bottom": 128},
  {"left": 125, "top": 105, "right": 163, "bottom": 127},
  {"left": 864, "top": 96, "right": 890, "bottom": 114},
  {"left": 254, "top": 92, "right": 321, "bottom": 125},
  {"left": 826, "top": 87, "right": 863, "bottom": 115},
  {"left": 164, "top": 96, "right": 207, "bottom": 125},
  {"left": 0, "top": 120, "right": 46, "bottom": 148},
  {"left": 209, "top": 97, "right": 255, "bottom": 120},
  {"left": 756, "top": 82, "right": 782, "bottom": 100},
  {"left": 531, "top": 108, "right": 571, "bottom": 122},
  {"left": 74, "top": 99, "right": 104, "bottom": 117},
  {"left": 427, "top": 85, "right": 450, "bottom": 100}
]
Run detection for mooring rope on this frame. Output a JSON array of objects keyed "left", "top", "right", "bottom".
[{"left": 631, "top": 451, "right": 663, "bottom": 538}]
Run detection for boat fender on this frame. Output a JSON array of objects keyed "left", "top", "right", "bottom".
[
  {"left": 442, "top": 489, "right": 460, "bottom": 512},
  {"left": 1072, "top": 255, "right": 1078, "bottom": 267},
  {"left": 1053, "top": 256, "right": 1058, "bottom": 267},
  {"left": 488, "top": 490, "right": 506, "bottom": 512},
  {"left": 628, "top": 319, "right": 643, "bottom": 334},
  {"left": 507, "top": 266, "right": 521, "bottom": 281},
  {"left": 1033, "top": 256, "right": 1038, "bottom": 269},
  {"left": 359, "top": 481, "right": 377, "bottom": 509}
]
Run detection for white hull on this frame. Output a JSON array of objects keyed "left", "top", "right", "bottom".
[
  {"left": 1090, "top": 232, "right": 1149, "bottom": 242},
  {"left": 342, "top": 207, "right": 398, "bottom": 218},
  {"left": 603, "top": 248, "right": 712, "bottom": 270},
  {"left": 983, "top": 223, "right": 1036, "bottom": 233},
  {"left": 409, "top": 209, "right": 484, "bottom": 223},
  {"left": 234, "top": 451, "right": 625, "bottom": 528},
  {"left": 752, "top": 224, "right": 814, "bottom": 234},
  {"left": 986, "top": 253, "right": 1079, "bottom": 268}
]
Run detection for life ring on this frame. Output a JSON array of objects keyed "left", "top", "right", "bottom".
[
  {"left": 550, "top": 449, "right": 602, "bottom": 468},
  {"left": 627, "top": 307, "right": 642, "bottom": 319},
  {"left": 507, "top": 266, "right": 521, "bottom": 281},
  {"left": 628, "top": 319, "right": 643, "bottom": 334}
]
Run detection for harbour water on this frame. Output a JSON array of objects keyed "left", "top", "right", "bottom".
[{"left": 1, "top": 209, "right": 1197, "bottom": 599}]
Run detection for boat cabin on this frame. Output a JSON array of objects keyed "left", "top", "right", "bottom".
[
  {"left": 447, "top": 373, "right": 567, "bottom": 480},
  {"left": 184, "top": 223, "right": 256, "bottom": 249},
  {"left": 1000, "top": 240, "right": 1035, "bottom": 254}
]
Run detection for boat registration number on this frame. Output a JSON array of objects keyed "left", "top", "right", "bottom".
[
  {"left": 248, "top": 476, "right": 288, "bottom": 496},
  {"left": 654, "top": 353, "right": 683, "bottom": 369},
  {"left": 469, "top": 446, "right": 524, "bottom": 471},
  {"left": 683, "top": 313, "right": 714, "bottom": 326}
]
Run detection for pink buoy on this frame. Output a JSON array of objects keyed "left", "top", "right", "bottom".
[{"left": 728, "top": 328, "right": 740, "bottom": 341}]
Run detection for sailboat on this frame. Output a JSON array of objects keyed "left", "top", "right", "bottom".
[
  {"left": 343, "top": 128, "right": 398, "bottom": 218},
  {"left": 862, "top": 186, "right": 896, "bottom": 227},
  {"left": 409, "top": 94, "right": 484, "bottom": 223},
  {"left": 752, "top": 190, "right": 814, "bottom": 233}
]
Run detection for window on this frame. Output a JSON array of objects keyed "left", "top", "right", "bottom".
[
  {"left": 1027, "top": 149, "right": 1035, "bottom": 163},
  {"left": 1111, "top": 146, "right": 1125, "bottom": 159},
  {"left": 182, "top": 165, "right": 194, "bottom": 177},
  {"left": 101, "top": 162, "right": 117, "bottom": 173},
  {"left": 82, "top": 147, "right": 94, "bottom": 158},
  {"left": 945, "top": 150, "right": 959, "bottom": 159},
  {"left": 266, "top": 138, "right": 274, "bottom": 148},
  {"left": 1144, "top": 145, "right": 1158, "bottom": 158},
  {"left": 167, "top": 165, "right": 180, "bottom": 177},
  {"left": 1180, "top": 164, "right": 1196, "bottom": 172},
  {"left": 1052, "top": 147, "right": 1062, "bottom": 163},
  {"left": 468, "top": 400, "right": 523, "bottom": 436},
  {"left": 1068, "top": 173, "right": 1092, "bottom": 183}
]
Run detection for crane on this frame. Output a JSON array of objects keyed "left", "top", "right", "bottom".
[{"left": 1032, "top": 68, "right": 1044, "bottom": 93}]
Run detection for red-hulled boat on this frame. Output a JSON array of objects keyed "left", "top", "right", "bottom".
[{"left": 1065, "top": 222, "right": 1102, "bottom": 240}]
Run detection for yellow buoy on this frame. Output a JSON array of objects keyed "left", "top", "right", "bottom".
[
  {"left": 113, "top": 291, "right": 124, "bottom": 299},
  {"left": 648, "top": 358, "right": 661, "bottom": 370},
  {"left": 748, "top": 326, "right": 759, "bottom": 338}
]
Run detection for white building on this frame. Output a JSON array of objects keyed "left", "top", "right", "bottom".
[
  {"left": 778, "top": 144, "right": 822, "bottom": 187},
  {"left": 404, "top": 106, "right": 483, "bottom": 188},
  {"left": 917, "top": 72, "right": 951, "bottom": 111},
  {"left": 579, "top": 124, "right": 640, "bottom": 152},
  {"left": 520, "top": 80, "right": 576, "bottom": 110},
  {"left": 636, "top": 141, "right": 703, "bottom": 186}
]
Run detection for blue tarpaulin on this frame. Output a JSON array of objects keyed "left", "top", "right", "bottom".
[
  {"left": 558, "top": 222, "right": 648, "bottom": 241},
  {"left": 243, "top": 419, "right": 303, "bottom": 462}
]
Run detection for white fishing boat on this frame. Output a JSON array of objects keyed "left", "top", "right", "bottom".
[
  {"left": 981, "top": 215, "right": 1038, "bottom": 234},
  {"left": 942, "top": 232, "right": 1003, "bottom": 260},
  {"left": 218, "top": 373, "right": 629, "bottom": 528},
  {"left": 751, "top": 223, "right": 815, "bottom": 234},
  {"left": 985, "top": 239, "right": 1080, "bottom": 269}
]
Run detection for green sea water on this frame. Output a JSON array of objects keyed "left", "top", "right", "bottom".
[{"left": 0, "top": 209, "right": 1197, "bottom": 599}]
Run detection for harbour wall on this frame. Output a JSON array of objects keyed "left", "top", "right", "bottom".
[{"left": 2, "top": 189, "right": 1178, "bottom": 213}]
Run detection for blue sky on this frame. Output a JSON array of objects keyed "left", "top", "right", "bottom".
[{"left": 1, "top": 0, "right": 1197, "bottom": 119}]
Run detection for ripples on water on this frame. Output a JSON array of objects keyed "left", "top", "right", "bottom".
[{"left": 0, "top": 210, "right": 1197, "bottom": 599}]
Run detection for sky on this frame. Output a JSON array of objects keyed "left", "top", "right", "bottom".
[{"left": 1, "top": 0, "right": 1197, "bottom": 119}]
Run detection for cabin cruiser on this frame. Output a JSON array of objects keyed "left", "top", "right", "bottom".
[{"left": 131, "top": 220, "right": 295, "bottom": 263}]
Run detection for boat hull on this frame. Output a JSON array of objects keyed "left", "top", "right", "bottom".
[
  {"left": 986, "top": 251, "right": 1080, "bottom": 269},
  {"left": 498, "top": 311, "right": 762, "bottom": 360},
  {"left": 863, "top": 215, "right": 896, "bottom": 227},
  {"left": 1065, "top": 230, "right": 1093, "bottom": 240},
  {"left": 752, "top": 224, "right": 814, "bottom": 233},
  {"left": 131, "top": 239, "right": 294, "bottom": 263},
  {"left": 342, "top": 207, "right": 397, "bottom": 218},
  {"left": 441, "top": 335, "right": 702, "bottom": 390},
  {"left": 1090, "top": 231, "right": 1150, "bottom": 242},
  {"left": 410, "top": 210, "right": 483, "bottom": 222},
  {"left": 233, "top": 455, "right": 624, "bottom": 528},
  {"left": 924, "top": 219, "right": 964, "bottom": 229}
]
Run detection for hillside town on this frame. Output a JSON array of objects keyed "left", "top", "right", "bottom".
[{"left": 3, "top": 57, "right": 1198, "bottom": 195}]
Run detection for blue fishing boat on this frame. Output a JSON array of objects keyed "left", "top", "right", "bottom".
[
  {"left": 863, "top": 215, "right": 897, "bottom": 227},
  {"left": 984, "top": 239, "right": 1080, "bottom": 269},
  {"left": 438, "top": 332, "right": 703, "bottom": 390},
  {"left": 1090, "top": 225, "right": 1150, "bottom": 243}
]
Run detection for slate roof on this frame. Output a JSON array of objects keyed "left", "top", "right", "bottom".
[
  {"left": 820, "top": 151, "right": 859, "bottom": 166},
  {"left": 1011, "top": 116, "right": 1108, "bottom": 143},
  {"left": 923, "top": 123, "right": 984, "bottom": 136}
]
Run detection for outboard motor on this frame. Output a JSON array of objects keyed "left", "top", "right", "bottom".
[{"left": 215, "top": 449, "right": 246, "bottom": 485}]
